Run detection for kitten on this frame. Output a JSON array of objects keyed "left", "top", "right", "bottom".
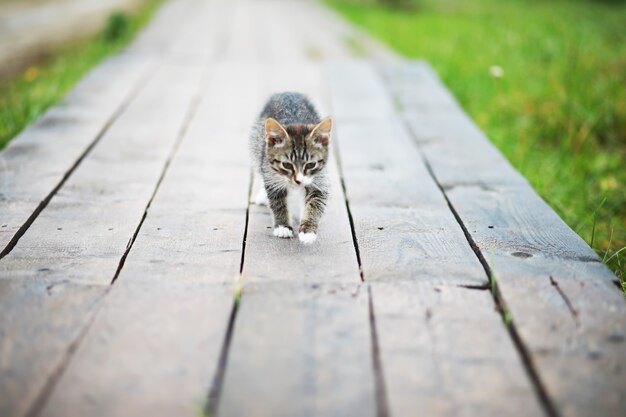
[{"left": 250, "top": 92, "right": 332, "bottom": 244}]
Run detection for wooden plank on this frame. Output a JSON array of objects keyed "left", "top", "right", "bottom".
[
  {"left": 328, "top": 62, "right": 545, "bottom": 416},
  {"left": 454, "top": 188, "right": 626, "bottom": 417},
  {"left": 327, "top": 62, "right": 485, "bottom": 286},
  {"left": 219, "top": 281, "right": 374, "bottom": 417},
  {"left": 384, "top": 61, "right": 626, "bottom": 417},
  {"left": 38, "top": 63, "right": 259, "bottom": 417},
  {"left": 0, "top": 62, "right": 206, "bottom": 284},
  {"left": 0, "top": 62, "right": 207, "bottom": 417},
  {"left": 371, "top": 282, "right": 544, "bottom": 417},
  {"left": 0, "top": 279, "right": 105, "bottom": 417},
  {"left": 0, "top": 53, "right": 153, "bottom": 253},
  {"left": 217, "top": 63, "right": 377, "bottom": 417},
  {"left": 39, "top": 282, "right": 234, "bottom": 417},
  {"left": 489, "top": 261, "right": 626, "bottom": 417}
]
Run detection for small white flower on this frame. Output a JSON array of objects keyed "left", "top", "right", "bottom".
[{"left": 489, "top": 65, "right": 504, "bottom": 78}]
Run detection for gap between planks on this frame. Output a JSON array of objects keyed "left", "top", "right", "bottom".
[
  {"left": 204, "top": 173, "right": 253, "bottom": 417},
  {"left": 22, "top": 63, "right": 215, "bottom": 417},
  {"left": 111, "top": 68, "right": 215, "bottom": 284},
  {"left": 397, "top": 84, "right": 560, "bottom": 417},
  {"left": 0, "top": 59, "right": 155, "bottom": 260},
  {"left": 327, "top": 72, "right": 391, "bottom": 417},
  {"left": 207, "top": 63, "right": 381, "bottom": 417}
]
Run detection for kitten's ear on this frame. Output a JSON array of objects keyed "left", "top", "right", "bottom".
[
  {"left": 310, "top": 117, "right": 333, "bottom": 147},
  {"left": 265, "top": 118, "right": 288, "bottom": 147}
]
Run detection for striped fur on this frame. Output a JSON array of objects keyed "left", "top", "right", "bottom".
[{"left": 250, "top": 92, "right": 332, "bottom": 242}]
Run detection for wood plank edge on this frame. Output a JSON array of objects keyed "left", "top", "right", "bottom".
[
  {"left": 378, "top": 60, "right": 564, "bottom": 417},
  {"left": 21, "top": 61, "right": 215, "bottom": 416},
  {"left": 22, "top": 289, "right": 109, "bottom": 417},
  {"left": 0, "top": 58, "right": 157, "bottom": 260}
]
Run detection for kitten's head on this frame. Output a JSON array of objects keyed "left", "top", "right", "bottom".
[{"left": 264, "top": 117, "right": 332, "bottom": 187}]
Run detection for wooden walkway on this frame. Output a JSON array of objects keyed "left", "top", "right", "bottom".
[{"left": 0, "top": 0, "right": 624, "bottom": 416}]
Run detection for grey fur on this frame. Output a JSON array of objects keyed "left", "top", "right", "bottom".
[{"left": 250, "top": 92, "right": 331, "bottom": 241}]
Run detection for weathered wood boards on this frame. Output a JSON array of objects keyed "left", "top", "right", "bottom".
[
  {"left": 38, "top": 63, "right": 258, "bottom": 417},
  {"left": 0, "top": 63, "right": 206, "bottom": 284},
  {"left": 0, "top": 0, "right": 623, "bottom": 415},
  {"left": 219, "top": 281, "right": 375, "bottom": 417},
  {"left": 217, "top": 64, "right": 378, "bottom": 417},
  {"left": 0, "top": 0, "right": 227, "bottom": 256},
  {"left": 327, "top": 61, "right": 545, "bottom": 417},
  {"left": 371, "top": 282, "right": 544, "bottom": 417},
  {"left": 0, "top": 279, "right": 106, "bottom": 417},
  {"left": 327, "top": 62, "right": 485, "bottom": 286},
  {"left": 0, "top": 54, "right": 152, "bottom": 254},
  {"left": 0, "top": 62, "right": 207, "bottom": 417},
  {"left": 383, "top": 61, "right": 626, "bottom": 417}
]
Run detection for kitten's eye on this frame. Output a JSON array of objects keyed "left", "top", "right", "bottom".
[
  {"left": 305, "top": 162, "right": 318, "bottom": 172},
  {"left": 281, "top": 161, "right": 294, "bottom": 171}
]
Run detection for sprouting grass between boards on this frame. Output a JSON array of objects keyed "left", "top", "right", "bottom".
[
  {"left": 0, "top": 0, "right": 163, "bottom": 150},
  {"left": 328, "top": 0, "right": 626, "bottom": 291}
]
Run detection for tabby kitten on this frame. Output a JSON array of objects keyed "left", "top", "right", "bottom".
[{"left": 250, "top": 92, "right": 332, "bottom": 244}]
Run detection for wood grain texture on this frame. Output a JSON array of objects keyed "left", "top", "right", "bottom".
[
  {"left": 0, "top": 279, "right": 105, "bottom": 417},
  {"left": 40, "top": 281, "right": 235, "bottom": 417},
  {"left": 0, "top": 63, "right": 206, "bottom": 285},
  {"left": 329, "top": 62, "right": 544, "bottom": 416},
  {"left": 0, "top": 62, "right": 207, "bottom": 417},
  {"left": 380, "top": 62, "right": 528, "bottom": 189},
  {"left": 491, "top": 262, "right": 626, "bottom": 417},
  {"left": 219, "top": 281, "right": 376, "bottom": 417},
  {"left": 39, "top": 63, "right": 259, "bottom": 417},
  {"left": 0, "top": 53, "right": 152, "bottom": 252},
  {"left": 217, "top": 63, "right": 377, "bottom": 417},
  {"left": 327, "top": 62, "right": 485, "bottom": 286},
  {"left": 371, "top": 282, "right": 544, "bottom": 417},
  {"left": 385, "top": 61, "right": 626, "bottom": 417}
]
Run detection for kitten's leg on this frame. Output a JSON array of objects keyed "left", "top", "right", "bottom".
[
  {"left": 253, "top": 187, "right": 268, "bottom": 206},
  {"left": 298, "top": 187, "right": 328, "bottom": 244},
  {"left": 267, "top": 186, "right": 293, "bottom": 238}
]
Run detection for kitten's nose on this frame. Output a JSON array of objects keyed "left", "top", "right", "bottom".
[{"left": 295, "top": 172, "right": 304, "bottom": 185}]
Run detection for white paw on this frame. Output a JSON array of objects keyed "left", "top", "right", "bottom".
[
  {"left": 273, "top": 226, "right": 293, "bottom": 238},
  {"left": 254, "top": 188, "right": 268, "bottom": 206},
  {"left": 298, "top": 232, "right": 317, "bottom": 244}
]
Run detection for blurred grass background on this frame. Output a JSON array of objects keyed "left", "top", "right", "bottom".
[
  {"left": 328, "top": 0, "right": 626, "bottom": 289},
  {"left": 0, "top": 0, "right": 162, "bottom": 150}
]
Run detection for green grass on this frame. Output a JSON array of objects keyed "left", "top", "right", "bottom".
[
  {"left": 0, "top": 0, "right": 163, "bottom": 150},
  {"left": 328, "top": 0, "right": 626, "bottom": 289}
]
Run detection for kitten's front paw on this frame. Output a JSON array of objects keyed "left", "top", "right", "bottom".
[
  {"left": 273, "top": 225, "right": 293, "bottom": 238},
  {"left": 298, "top": 232, "right": 317, "bottom": 244}
]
